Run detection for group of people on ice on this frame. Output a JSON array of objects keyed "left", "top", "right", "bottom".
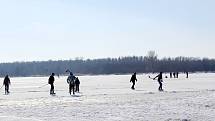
[
  {"left": 1, "top": 71, "right": 188, "bottom": 95},
  {"left": 130, "top": 72, "right": 189, "bottom": 91},
  {"left": 169, "top": 72, "right": 188, "bottom": 78},
  {"left": 0, "top": 71, "right": 81, "bottom": 96},
  {"left": 48, "top": 72, "right": 80, "bottom": 95},
  {"left": 130, "top": 72, "right": 164, "bottom": 91}
]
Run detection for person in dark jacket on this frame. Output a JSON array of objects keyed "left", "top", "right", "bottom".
[
  {"left": 173, "top": 72, "right": 176, "bottom": 78},
  {"left": 176, "top": 72, "right": 179, "bottom": 78},
  {"left": 67, "top": 72, "right": 76, "bottom": 95},
  {"left": 3, "top": 75, "right": 11, "bottom": 95},
  {"left": 75, "top": 77, "right": 80, "bottom": 92},
  {"left": 153, "top": 72, "right": 164, "bottom": 91},
  {"left": 186, "top": 72, "right": 189, "bottom": 78},
  {"left": 130, "top": 72, "right": 137, "bottom": 90},
  {"left": 48, "top": 73, "right": 55, "bottom": 95},
  {"left": 170, "top": 72, "right": 172, "bottom": 78}
]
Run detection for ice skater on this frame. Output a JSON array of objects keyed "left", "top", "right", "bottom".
[
  {"left": 67, "top": 72, "right": 76, "bottom": 95},
  {"left": 186, "top": 72, "right": 189, "bottom": 78},
  {"left": 153, "top": 72, "right": 164, "bottom": 91},
  {"left": 75, "top": 77, "right": 80, "bottom": 92},
  {"left": 130, "top": 72, "right": 137, "bottom": 90},
  {"left": 176, "top": 72, "right": 179, "bottom": 78},
  {"left": 173, "top": 72, "right": 176, "bottom": 78},
  {"left": 3, "top": 75, "right": 11, "bottom": 95},
  {"left": 48, "top": 73, "right": 55, "bottom": 95},
  {"left": 170, "top": 72, "right": 172, "bottom": 78}
]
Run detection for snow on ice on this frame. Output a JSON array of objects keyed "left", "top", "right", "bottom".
[{"left": 0, "top": 73, "right": 215, "bottom": 121}]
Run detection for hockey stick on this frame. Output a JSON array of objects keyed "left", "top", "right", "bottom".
[
  {"left": 148, "top": 76, "right": 155, "bottom": 80},
  {"left": 0, "top": 85, "right": 3, "bottom": 90},
  {"left": 38, "top": 84, "right": 49, "bottom": 88}
]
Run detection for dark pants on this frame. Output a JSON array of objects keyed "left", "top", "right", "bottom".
[
  {"left": 158, "top": 80, "right": 163, "bottom": 91},
  {"left": 5, "top": 84, "right": 9, "bottom": 94},
  {"left": 131, "top": 82, "right": 135, "bottom": 89},
  {"left": 69, "top": 84, "right": 75, "bottom": 95},
  {"left": 50, "top": 84, "right": 54, "bottom": 94},
  {"left": 75, "top": 84, "right": 80, "bottom": 92}
]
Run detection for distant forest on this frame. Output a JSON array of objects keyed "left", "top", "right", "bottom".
[{"left": 0, "top": 51, "right": 215, "bottom": 77}]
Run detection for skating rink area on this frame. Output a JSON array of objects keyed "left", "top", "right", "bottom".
[{"left": 0, "top": 73, "right": 215, "bottom": 121}]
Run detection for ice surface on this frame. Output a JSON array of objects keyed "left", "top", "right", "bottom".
[{"left": 0, "top": 73, "right": 215, "bottom": 121}]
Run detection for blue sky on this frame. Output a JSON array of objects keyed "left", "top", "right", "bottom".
[{"left": 0, "top": 0, "right": 214, "bottom": 62}]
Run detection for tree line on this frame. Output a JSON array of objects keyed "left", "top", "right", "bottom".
[{"left": 0, "top": 52, "right": 215, "bottom": 77}]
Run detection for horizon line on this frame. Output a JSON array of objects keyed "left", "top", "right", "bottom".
[{"left": 0, "top": 55, "right": 214, "bottom": 64}]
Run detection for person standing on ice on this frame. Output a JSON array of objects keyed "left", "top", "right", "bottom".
[
  {"left": 173, "top": 72, "right": 176, "bottom": 78},
  {"left": 67, "top": 72, "right": 76, "bottom": 95},
  {"left": 48, "top": 73, "right": 55, "bottom": 95},
  {"left": 186, "top": 72, "right": 189, "bottom": 78},
  {"left": 130, "top": 72, "right": 137, "bottom": 90},
  {"left": 75, "top": 77, "right": 80, "bottom": 92},
  {"left": 153, "top": 72, "right": 164, "bottom": 91},
  {"left": 3, "top": 75, "right": 11, "bottom": 95}
]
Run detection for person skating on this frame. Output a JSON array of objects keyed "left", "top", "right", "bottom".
[
  {"left": 153, "top": 72, "right": 164, "bottom": 91},
  {"left": 173, "top": 72, "right": 176, "bottom": 78},
  {"left": 67, "top": 72, "right": 76, "bottom": 95},
  {"left": 3, "top": 75, "right": 11, "bottom": 95},
  {"left": 176, "top": 72, "right": 179, "bottom": 78},
  {"left": 48, "top": 73, "right": 55, "bottom": 95},
  {"left": 130, "top": 72, "right": 137, "bottom": 90},
  {"left": 75, "top": 77, "right": 80, "bottom": 92},
  {"left": 170, "top": 72, "right": 172, "bottom": 78},
  {"left": 186, "top": 72, "right": 189, "bottom": 78}
]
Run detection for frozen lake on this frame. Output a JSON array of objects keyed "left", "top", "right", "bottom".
[{"left": 0, "top": 73, "right": 215, "bottom": 121}]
